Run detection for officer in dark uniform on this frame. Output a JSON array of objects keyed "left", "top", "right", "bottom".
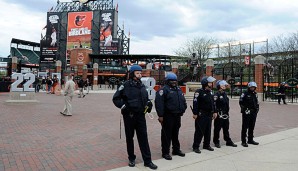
[
  {"left": 277, "top": 82, "right": 287, "bottom": 105},
  {"left": 213, "top": 80, "right": 237, "bottom": 148},
  {"left": 239, "top": 81, "right": 260, "bottom": 147},
  {"left": 192, "top": 76, "right": 217, "bottom": 153},
  {"left": 155, "top": 72, "right": 187, "bottom": 160},
  {"left": 112, "top": 65, "right": 157, "bottom": 170}
]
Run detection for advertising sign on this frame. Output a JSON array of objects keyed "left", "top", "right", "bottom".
[
  {"left": 40, "top": 12, "right": 60, "bottom": 68},
  {"left": 99, "top": 10, "right": 118, "bottom": 54},
  {"left": 67, "top": 11, "right": 93, "bottom": 63}
]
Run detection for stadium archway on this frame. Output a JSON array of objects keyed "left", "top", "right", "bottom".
[{"left": 263, "top": 56, "right": 298, "bottom": 103}]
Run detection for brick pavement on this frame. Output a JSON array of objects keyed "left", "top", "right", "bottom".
[{"left": 0, "top": 92, "right": 297, "bottom": 171}]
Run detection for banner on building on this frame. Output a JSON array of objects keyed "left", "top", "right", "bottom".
[
  {"left": 40, "top": 12, "right": 60, "bottom": 69},
  {"left": 99, "top": 10, "right": 118, "bottom": 54},
  {"left": 67, "top": 11, "right": 93, "bottom": 64}
]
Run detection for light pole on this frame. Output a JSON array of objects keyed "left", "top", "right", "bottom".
[{"left": 198, "top": 50, "right": 202, "bottom": 81}]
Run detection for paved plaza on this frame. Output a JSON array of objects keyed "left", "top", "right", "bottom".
[{"left": 0, "top": 90, "right": 298, "bottom": 171}]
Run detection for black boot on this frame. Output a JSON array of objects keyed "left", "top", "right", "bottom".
[
  {"left": 241, "top": 142, "right": 248, "bottom": 147},
  {"left": 247, "top": 140, "right": 259, "bottom": 145},
  {"left": 144, "top": 162, "right": 158, "bottom": 170},
  {"left": 203, "top": 146, "right": 214, "bottom": 151},
  {"left": 162, "top": 154, "right": 172, "bottom": 160},
  {"left": 172, "top": 150, "right": 185, "bottom": 157},
  {"left": 128, "top": 160, "right": 135, "bottom": 167},
  {"left": 226, "top": 141, "right": 237, "bottom": 147}
]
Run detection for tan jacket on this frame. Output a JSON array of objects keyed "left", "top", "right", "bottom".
[{"left": 64, "top": 79, "right": 76, "bottom": 97}]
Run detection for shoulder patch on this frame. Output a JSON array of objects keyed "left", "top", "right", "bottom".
[
  {"left": 118, "top": 85, "right": 124, "bottom": 91},
  {"left": 159, "top": 90, "right": 164, "bottom": 96},
  {"left": 194, "top": 92, "right": 199, "bottom": 98}
]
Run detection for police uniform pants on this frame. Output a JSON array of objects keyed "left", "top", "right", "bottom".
[
  {"left": 161, "top": 114, "right": 181, "bottom": 155},
  {"left": 241, "top": 112, "right": 257, "bottom": 143},
  {"left": 62, "top": 95, "right": 73, "bottom": 115},
  {"left": 213, "top": 117, "right": 232, "bottom": 144},
  {"left": 193, "top": 114, "right": 212, "bottom": 149},
  {"left": 123, "top": 113, "right": 152, "bottom": 164}
]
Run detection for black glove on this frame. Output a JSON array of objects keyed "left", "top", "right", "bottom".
[{"left": 147, "top": 101, "right": 153, "bottom": 113}]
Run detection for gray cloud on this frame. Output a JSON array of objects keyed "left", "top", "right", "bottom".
[
  {"left": 0, "top": 0, "right": 298, "bottom": 56},
  {"left": 118, "top": 1, "right": 181, "bottom": 40},
  {"left": 7, "top": 0, "right": 56, "bottom": 12}
]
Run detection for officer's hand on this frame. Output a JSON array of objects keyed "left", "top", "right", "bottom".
[
  {"left": 212, "top": 113, "right": 217, "bottom": 120},
  {"left": 147, "top": 101, "right": 153, "bottom": 113},
  {"left": 193, "top": 114, "right": 198, "bottom": 120},
  {"left": 158, "top": 117, "right": 163, "bottom": 125}
]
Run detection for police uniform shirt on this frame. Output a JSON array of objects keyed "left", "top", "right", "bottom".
[
  {"left": 155, "top": 85, "right": 187, "bottom": 117},
  {"left": 239, "top": 90, "right": 259, "bottom": 113},
  {"left": 113, "top": 79, "right": 149, "bottom": 114},
  {"left": 214, "top": 91, "right": 229, "bottom": 114},
  {"left": 193, "top": 88, "right": 215, "bottom": 115}
]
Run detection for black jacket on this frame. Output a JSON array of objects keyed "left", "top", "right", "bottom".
[
  {"left": 278, "top": 85, "right": 286, "bottom": 94},
  {"left": 239, "top": 90, "right": 259, "bottom": 113},
  {"left": 155, "top": 85, "right": 187, "bottom": 117},
  {"left": 113, "top": 79, "right": 149, "bottom": 114},
  {"left": 214, "top": 91, "right": 229, "bottom": 114},
  {"left": 192, "top": 88, "right": 216, "bottom": 115}
]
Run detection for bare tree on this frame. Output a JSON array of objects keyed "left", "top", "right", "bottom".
[
  {"left": 270, "top": 34, "right": 292, "bottom": 53},
  {"left": 174, "top": 37, "right": 218, "bottom": 81},
  {"left": 174, "top": 37, "right": 218, "bottom": 60}
]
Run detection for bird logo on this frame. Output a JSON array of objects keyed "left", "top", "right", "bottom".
[{"left": 74, "top": 15, "right": 86, "bottom": 27}]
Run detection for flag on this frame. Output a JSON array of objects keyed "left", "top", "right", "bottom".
[
  {"left": 42, "top": 25, "right": 47, "bottom": 30},
  {"left": 116, "top": 3, "right": 118, "bottom": 12}
]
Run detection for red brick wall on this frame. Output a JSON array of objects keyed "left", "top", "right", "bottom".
[
  {"left": 255, "top": 64, "right": 264, "bottom": 93},
  {"left": 206, "top": 66, "right": 214, "bottom": 77}
]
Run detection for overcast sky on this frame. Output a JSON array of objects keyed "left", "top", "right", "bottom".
[{"left": 0, "top": 0, "right": 298, "bottom": 57}]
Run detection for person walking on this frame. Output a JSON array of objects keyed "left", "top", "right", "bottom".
[
  {"left": 41, "top": 77, "right": 47, "bottom": 91},
  {"left": 277, "top": 82, "right": 287, "bottom": 105},
  {"left": 112, "top": 65, "right": 157, "bottom": 170},
  {"left": 155, "top": 72, "right": 187, "bottom": 160},
  {"left": 239, "top": 81, "right": 260, "bottom": 147},
  {"left": 192, "top": 76, "right": 217, "bottom": 154},
  {"left": 46, "top": 76, "right": 53, "bottom": 94},
  {"left": 60, "top": 74, "right": 76, "bottom": 116},
  {"left": 213, "top": 80, "right": 237, "bottom": 148},
  {"left": 78, "top": 78, "right": 85, "bottom": 98}
]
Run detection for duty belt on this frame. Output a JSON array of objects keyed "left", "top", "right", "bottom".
[
  {"left": 218, "top": 111, "right": 229, "bottom": 119},
  {"left": 199, "top": 110, "right": 212, "bottom": 116}
]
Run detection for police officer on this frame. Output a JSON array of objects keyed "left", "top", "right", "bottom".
[
  {"left": 112, "top": 65, "right": 157, "bottom": 170},
  {"left": 277, "top": 82, "right": 287, "bottom": 105},
  {"left": 213, "top": 80, "right": 237, "bottom": 148},
  {"left": 192, "top": 76, "right": 217, "bottom": 153},
  {"left": 239, "top": 81, "right": 260, "bottom": 147},
  {"left": 155, "top": 72, "right": 187, "bottom": 160}
]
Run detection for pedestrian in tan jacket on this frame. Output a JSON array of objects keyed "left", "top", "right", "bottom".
[{"left": 60, "top": 74, "right": 76, "bottom": 116}]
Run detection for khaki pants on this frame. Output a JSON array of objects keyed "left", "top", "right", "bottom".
[{"left": 62, "top": 96, "right": 73, "bottom": 115}]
